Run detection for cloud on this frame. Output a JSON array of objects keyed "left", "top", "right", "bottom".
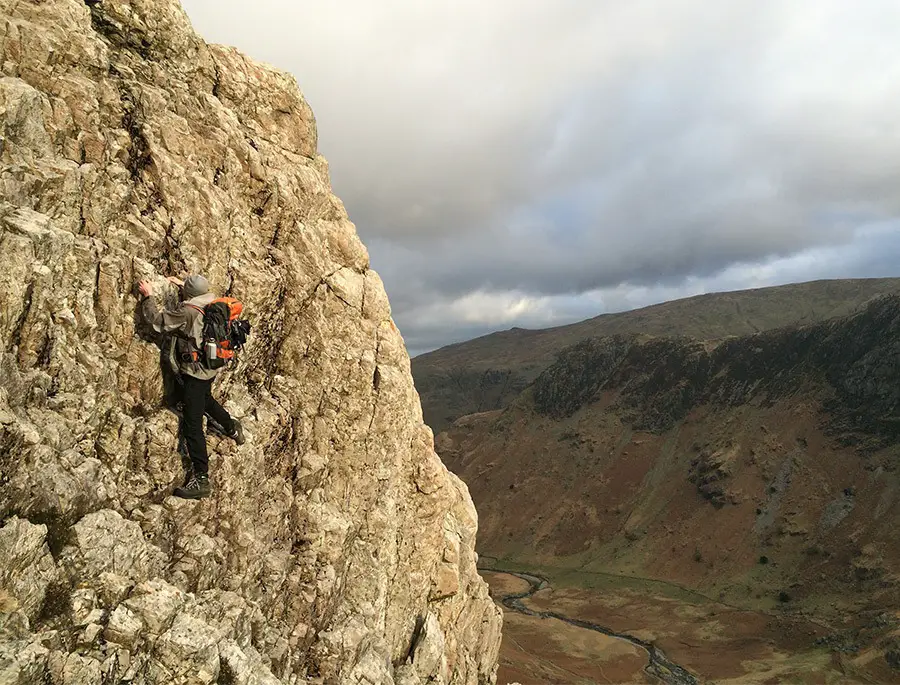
[
  {"left": 181, "top": 0, "right": 900, "bottom": 354},
  {"left": 398, "top": 221, "right": 900, "bottom": 355}
]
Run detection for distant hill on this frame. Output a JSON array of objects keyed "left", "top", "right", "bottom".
[
  {"left": 413, "top": 278, "right": 900, "bottom": 432},
  {"left": 437, "top": 294, "right": 900, "bottom": 682}
]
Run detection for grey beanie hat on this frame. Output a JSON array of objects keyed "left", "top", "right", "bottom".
[{"left": 182, "top": 274, "right": 210, "bottom": 299}]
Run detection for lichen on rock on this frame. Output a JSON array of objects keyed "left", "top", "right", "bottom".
[{"left": 0, "top": 1, "right": 501, "bottom": 682}]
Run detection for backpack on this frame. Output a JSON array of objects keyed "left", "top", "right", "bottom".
[{"left": 187, "top": 297, "right": 252, "bottom": 369}]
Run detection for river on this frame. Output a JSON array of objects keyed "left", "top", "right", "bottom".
[{"left": 482, "top": 568, "right": 699, "bottom": 685}]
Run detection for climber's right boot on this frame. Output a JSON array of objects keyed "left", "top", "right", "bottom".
[
  {"left": 228, "top": 419, "right": 246, "bottom": 446},
  {"left": 173, "top": 473, "right": 210, "bottom": 499}
]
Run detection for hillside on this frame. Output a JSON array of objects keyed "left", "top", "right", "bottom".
[
  {"left": 437, "top": 294, "right": 900, "bottom": 682},
  {"left": 0, "top": 1, "right": 500, "bottom": 684},
  {"left": 413, "top": 278, "right": 900, "bottom": 432}
]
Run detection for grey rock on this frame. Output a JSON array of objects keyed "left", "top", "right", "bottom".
[
  {"left": 123, "top": 579, "right": 186, "bottom": 637},
  {"left": 0, "top": 639, "right": 49, "bottom": 684},
  {"left": 152, "top": 612, "right": 220, "bottom": 684},
  {"left": 0, "top": 518, "right": 60, "bottom": 627},
  {"left": 61, "top": 654, "right": 103, "bottom": 685},
  {"left": 105, "top": 605, "right": 143, "bottom": 649},
  {"left": 0, "top": 0, "right": 501, "bottom": 682},
  {"left": 219, "top": 641, "right": 282, "bottom": 685},
  {"left": 410, "top": 614, "right": 447, "bottom": 680},
  {"left": 61, "top": 510, "right": 166, "bottom": 583}
]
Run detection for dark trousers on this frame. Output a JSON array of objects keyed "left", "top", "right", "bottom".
[{"left": 182, "top": 375, "right": 234, "bottom": 476}]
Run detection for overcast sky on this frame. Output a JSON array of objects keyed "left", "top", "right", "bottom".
[{"left": 181, "top": 1, "right": 900, "bottom": 356}]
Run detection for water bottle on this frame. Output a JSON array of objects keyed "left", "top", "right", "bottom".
[{"left": 205, "top": 340, "right": 217, "bottom": 362}]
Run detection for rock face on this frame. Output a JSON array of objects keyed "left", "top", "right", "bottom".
[{"left": 0, "top": 1, "right": 501, "bottom": 683}]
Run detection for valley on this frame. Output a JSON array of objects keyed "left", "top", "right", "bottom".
[
  {"left": 481, "top": 566, "right": 871, "bottom": 684},
  {"left": 482, "top": 568, "right": 697, "bottom": 684},
  {"left": 414, "top": 281, "right": 900, "bottom": 683}
]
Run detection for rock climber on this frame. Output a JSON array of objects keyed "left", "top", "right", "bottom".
[{"left": 137, "top": 274, "right": 244, "bottom": 499}]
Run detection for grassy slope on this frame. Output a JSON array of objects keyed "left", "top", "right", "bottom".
[{"left": 432, "top": 280, "right": 900, "bottom": 682}]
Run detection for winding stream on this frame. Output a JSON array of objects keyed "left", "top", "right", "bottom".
[{"left": 483, "top": 568, "right": 699, "bottom": 685}]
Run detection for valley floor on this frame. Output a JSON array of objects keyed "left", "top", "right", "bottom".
[{"left": 482, "top": 568, "right": 894, "bottom": 684}]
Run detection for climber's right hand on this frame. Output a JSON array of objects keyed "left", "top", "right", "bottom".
[{"left": 138, "top": 280, "right": 153, "bottom": 297}]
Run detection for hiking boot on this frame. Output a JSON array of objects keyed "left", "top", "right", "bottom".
[
  {"left": 173, "top": 473, "right": 210, "bottom": 500},
  {"left": 228, "top": 419, "right": 246, "bottom": 446}
]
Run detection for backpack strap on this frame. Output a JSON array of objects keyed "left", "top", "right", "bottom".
[{"left": 182, "top": 303, "right": 206, "bottom": 353}]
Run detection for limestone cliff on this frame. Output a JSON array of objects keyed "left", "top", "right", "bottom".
[{"left": 0, "top": 1, "right": 501, "bottom": 683}]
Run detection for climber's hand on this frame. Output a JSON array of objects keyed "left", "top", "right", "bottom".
[
  {"left": 166, "top": 276, "right": 185, "bottom": 287},
  {"left": 138, "top": 280, "right": 153, "bottom": 297}
]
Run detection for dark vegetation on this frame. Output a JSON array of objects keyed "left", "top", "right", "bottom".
[{"left": 531, "top": 296, "right": 900, "bottom": 446}]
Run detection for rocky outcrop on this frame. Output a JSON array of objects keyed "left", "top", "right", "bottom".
[
  {"left": 532, "top": 295, "right": 900, "bottom": 445},
  {"left": 532, "top": 336, "right": 636, "bottom": 419},
  {"left": 688, "top": 444, "right": 739, "bottom": 508},
  {"left": 0, "top": 1, "right": 501, "bottom": 683}
]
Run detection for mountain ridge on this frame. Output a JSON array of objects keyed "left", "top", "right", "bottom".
[{"left": 413, "top": 277, "right": 900, "bottom": 432}]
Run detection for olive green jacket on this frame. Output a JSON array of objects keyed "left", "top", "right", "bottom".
[{"left": 141, "top": 292, "right": 219, "bottom": 380}]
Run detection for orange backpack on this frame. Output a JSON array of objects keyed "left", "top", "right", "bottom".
[{"left": 187, "top": 297, "right": 250, "bottom": 369}]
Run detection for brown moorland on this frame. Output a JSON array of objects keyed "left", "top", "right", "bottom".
[{"left": 425, "top": 286, "right": 900, "bottom": 682}]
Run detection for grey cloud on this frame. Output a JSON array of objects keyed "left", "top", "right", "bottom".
[
  {"left": 401, "top": 223, "right": 900, "bottom": 356},
  {"left": 181, "top": 0, "right": 900, "bottom": 353}
]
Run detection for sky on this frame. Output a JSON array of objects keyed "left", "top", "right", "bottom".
[{"left": 180, "top": 1, "right": 900, "bottom": 356}]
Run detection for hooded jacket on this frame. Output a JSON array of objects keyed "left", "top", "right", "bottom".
[{"left": 142, "top": 292, "right": 219, "bottom": 380}]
